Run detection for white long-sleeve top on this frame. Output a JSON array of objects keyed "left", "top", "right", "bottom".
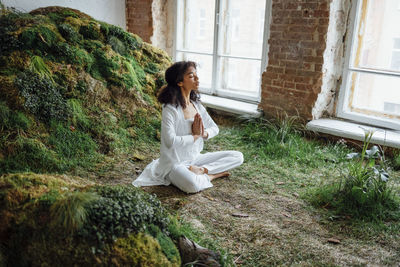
[{"left": 132, "top": 101, "right": 219, "bottom": 186}]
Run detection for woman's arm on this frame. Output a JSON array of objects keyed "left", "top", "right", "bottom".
[
  {"left": 197, "top": 103, "right": 219, "bottom": 139},
  {"left": 161, "top": 105, "right": 197, "bottom": 149}
]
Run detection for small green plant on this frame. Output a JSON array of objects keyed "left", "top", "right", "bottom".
[{"left": 310, "top": 129, "right": 399, "bottom": 220}]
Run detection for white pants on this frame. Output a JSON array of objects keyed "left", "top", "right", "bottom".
[{"left": 167, "top": 150, "right": 243, "bottom": 193}]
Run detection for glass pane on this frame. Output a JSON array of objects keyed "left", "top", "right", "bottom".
[
  {"left": 348, "top": 71, "right": 400, "bottom": 119},
  {"left": 219, "top": 0, "right": 266, "bottom": 58},
  {"left": 354, "top": 0, "right": 400, "bottom": 73},
  {"left": 217, "top": 57, "right": 261, "bottom": 96},
  {"left": 176, "top": 0, "right": 215, "bottom": 53},
  {"left": 176, "top": 52, "right": 213, "bottom": 89}
]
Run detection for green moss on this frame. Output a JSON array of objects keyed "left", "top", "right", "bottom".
[
  {"left": 53, "top": 42, "right": 93, "bottom": 68},
  {"left": 79, "top": 22, "right": 102, "bottom": 40},
  {"left": 101, "top": 23, "right": 142, "bottom": 52},
  {"left": 57, "top": 23, "right": 82, "bottom": 44},
  {"left": 108, "top": 35, "right": 127, "bottom": 56},
  {"left": 19, "top": 25, "right": 58, "bottom": 51},
  {"left": 48, "top": 121, "right": 98, "bottom": 169},
  {"left": 89, "top": 48, "right": 119, "bottom": 81},
  {"left": 67, "top": 99, "right": 90, "bottom": 130},
  {"left": 133, "top": 108, "right": 161, "bottom": 143},
  {"left": 0, "top": 12, "right": 22, "bottom": 55},
  {"left": 112, "top": 233, "right": 175, "bottom": 267},
  {"left": 0, "top": 136, "right": 60, "bottom": 174},
  {"left": 122, "top": 60, "right": 142, "bottom": 91},
  {"left": 147, "top": 224, "right": 181, "bottom": 265},
  {"left": 0, "top": 102, "right": 32, "bottom": 131}
]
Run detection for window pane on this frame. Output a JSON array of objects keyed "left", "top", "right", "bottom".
[
  {"left": 349, "top": 71, "right": 400, "bottom": 119},
  {"left": 176, "top": 0, "right": 215, "bottom": 53},
  {"left": 217, "top": 57, "right": 261, "bottom": 96},
  {"left": 176, "top": 52, "right": 213, "bottom": 89},
  {"left": 219, "top": 0, "right": 266, "bottom": 58},
  {"left": 354, "top": 0, "right": 400, "bottom": 72}
]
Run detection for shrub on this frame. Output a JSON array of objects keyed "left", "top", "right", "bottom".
[
  {"left": 80, "top": 185, "right": 170, "bottom": 248},
  {"left": 14, "top": 71, "right": 70, "bottom": 122}
]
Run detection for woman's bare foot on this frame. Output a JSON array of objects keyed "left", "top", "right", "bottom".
[
  {"left": 208, "top": 171, "right": 230, "bottom": 181},
  {"left": 188, "top": 165, "right": 207, "bottom": 175}
]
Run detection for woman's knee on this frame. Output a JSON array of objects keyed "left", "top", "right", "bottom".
[
  {"left": 233, "top": 151, "right": 244, "bottom": 165},
  {"left": 170, "top": 164, "right": 202, "bottom": 193}
]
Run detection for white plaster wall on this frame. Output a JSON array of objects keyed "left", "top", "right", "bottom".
[
  {"left": 2, "top": 0, "right": 126, "bottom": 29},
  {"left": 312, "top": 0, "right": 351, "bottom": 119},
  {"left": 151, "top": 0, "right": 174, "bottom": 56}
]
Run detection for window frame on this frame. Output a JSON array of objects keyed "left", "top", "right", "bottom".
[
  {"left": 173, "top": 0, "right": 272, "bottom": 103},
  {"left": 337, "top": 0, "right": 400, "bottom": 130}
]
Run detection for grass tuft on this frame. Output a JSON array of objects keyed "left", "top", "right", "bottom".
[{"left": 50, "top": 191, "right": 99, "bottom": 233}]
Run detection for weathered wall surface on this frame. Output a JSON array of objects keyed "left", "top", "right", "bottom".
[
  {"left": 150, "top": 0, "right": 174, "bottom": 55},
  {"left": 312, "top": 0, "right": 351, "bottom": 119},
  {"left": 2, "top": 0, "right": 126, "bottom": 29},
  {"left": 259, "top": 0, "right": 331, "bottom": 120},
  {"left": 126, "top": 0, "right": 153, "bottom": 42}
]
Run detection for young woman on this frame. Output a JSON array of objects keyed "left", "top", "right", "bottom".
[{"left": 132, "top": 61, "right": 243, "bottom": 193}]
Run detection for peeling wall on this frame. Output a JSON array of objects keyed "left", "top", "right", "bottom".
[
  {"left": 150, "top": 0, "right": 174, "bottom": 56},
  {"left": 312, "top": 0, "right": 351, "bottom": 119}
]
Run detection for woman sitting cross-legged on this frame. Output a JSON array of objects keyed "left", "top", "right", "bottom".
[{"left": 132, "top": 61, "right": 243, "bottom": 193}]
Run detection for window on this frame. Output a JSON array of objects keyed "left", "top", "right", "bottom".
[
  {"left": 391, "top": 38, "right": 400, "bottom": 70},
  {"left": 174, "top": 0, "right": 270, "bottom": 102},
  {"left": 198, "top": 8, "right": 206, "bottom": 39},
  {"left": 337, "top": 0, "right": 400, "bottom": 130}
]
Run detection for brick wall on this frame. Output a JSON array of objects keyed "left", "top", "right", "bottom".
[
  {"left": 259, "top": 0, "right": 331, "bottom": 121},
  {"left": 126, "top": 0, "right": 153, "bottom": 42}
]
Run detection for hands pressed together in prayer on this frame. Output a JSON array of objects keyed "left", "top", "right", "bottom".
[{"left": 192, "top": 113, "right": 208, "bottom": 140}]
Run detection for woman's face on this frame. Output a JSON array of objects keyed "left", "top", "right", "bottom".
[{"left": 178, "top": 66, "right": 199, "bottom": 92}]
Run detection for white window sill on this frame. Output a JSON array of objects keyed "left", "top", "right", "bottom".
[
  {"left": 306, "top": 118, "right": 400, "bottom": 149},
  {"left": 200, "top": 94, "right": 262, "bottom": 117}
]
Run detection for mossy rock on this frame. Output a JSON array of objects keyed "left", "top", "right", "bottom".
[
  {"left": 0, "top": 174, "right": 180, "bottom": 266},
  {"left": 0, "top": 6, "right": 171, "bottom": 174}
]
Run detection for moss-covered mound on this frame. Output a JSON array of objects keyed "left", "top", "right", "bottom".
[
  {"left": 0, "top": 6, "right": 171, "bottom": 174},
  {"left": 0, "top": 173, "right": 181, "bottom": 266}
]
